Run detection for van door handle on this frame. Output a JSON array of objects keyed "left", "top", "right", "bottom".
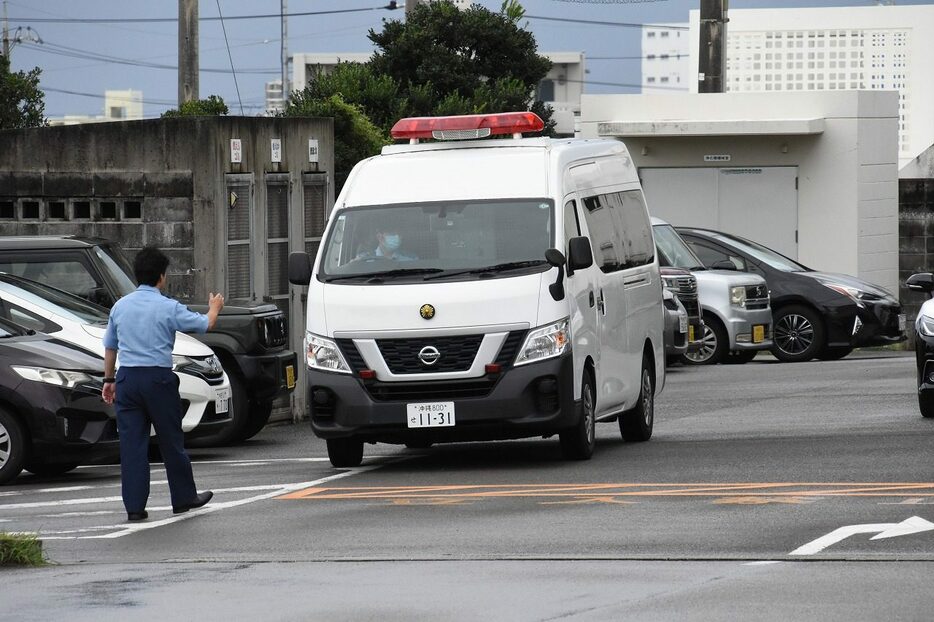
[
  {"left": 588, "top": 291, "right": 595, "bottom": 308},
  {"left": 597, "top": 289, "right": 606, "bottom": 315}
]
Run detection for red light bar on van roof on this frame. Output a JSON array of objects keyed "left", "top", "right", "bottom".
[{"left": 390, "top": 112, "right": 545, "bottom": 142}]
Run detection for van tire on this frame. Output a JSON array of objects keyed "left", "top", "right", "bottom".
[
  {"left": 0, "top": 407, "right": 26, "bottom": 485},
  {"left": 619, "top": 357, "right": 654, "bottom": 442},
  {"left": 681, "top": 315, "right": 727, "bottom": 365},
  {"left": 559, "top": 373, "right": 595, "bottom": 460},
  {"left": 327, "top": 437, "right": 364, "bottom": 468}
]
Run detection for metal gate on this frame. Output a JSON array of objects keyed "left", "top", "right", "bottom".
[
  {"left": 265, "top": 173, "right": 291, "bottom": 320},
  {"left": 302, "top": 173, "right": 328, "bottom": 260},
  {"left": 225, "top": 174, "right": 254, "bottom": 299}
]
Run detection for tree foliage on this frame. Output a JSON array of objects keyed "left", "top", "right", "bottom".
[
  {"left": 162, "top": 95, "right": 229, "bottom": 117},
  {"left": 282, "top": 92, "right": 389, "bottom": 192},
  {"left": 0, "top": 55, "right": 46, "bottom": 130}
]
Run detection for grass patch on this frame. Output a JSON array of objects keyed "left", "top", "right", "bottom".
[{"left": 0, "top": 532, "right": 46, "bottom": 567}]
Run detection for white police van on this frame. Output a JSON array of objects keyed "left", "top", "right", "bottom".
[{"left": 289, "top": 112, "right": 664, "bottom": 467}]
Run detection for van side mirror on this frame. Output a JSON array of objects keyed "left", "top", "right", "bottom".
[
  {"left": 545, "top": 248, "right": 566, "bottom": 302},
  {"left": 567, "top": 237, "right": 593, "bottom": 272},
  {"left": 288, "top": 252, "right": 313, "bottom": 286},
  {"left": 907, "top": 273, "right": 934, "bottom": 297}
]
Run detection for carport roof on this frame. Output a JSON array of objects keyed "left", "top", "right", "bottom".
[{"left": 596, "top": 118, "right": 825, "bottom": 137}]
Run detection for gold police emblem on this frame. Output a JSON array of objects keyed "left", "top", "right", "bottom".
[{"left": 419, "top": 304, "right": 436, "bottom": 320}]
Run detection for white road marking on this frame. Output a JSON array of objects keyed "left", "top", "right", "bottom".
[
  {"left": 789, "top": 516, "right": 934, "bottom": 555},
  {"left": 744, "top": 561, "right": 783, "bottom": 566},
  {"left": 42, "top": 463, "right": 393, "bottom": 540}
]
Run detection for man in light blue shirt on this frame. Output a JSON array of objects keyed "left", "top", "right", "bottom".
[{"left": 102, "top": 246, "right": 224, "bottom": 522}]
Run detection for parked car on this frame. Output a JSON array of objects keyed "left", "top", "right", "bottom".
[
  {"left": 0, "top": 273, "right": 231, "bottom": 439},
  {"left": 652, "top": 218, "right": 773, "bottom": 365},
  {"left": 906, "top": 273, "right": 934, "bottom": 417},
  {"left": 676, "top": 227, "right": 906, "bottom": 362},
  {"left": 0, "top": 237, "right": 296, "bottom": 445},
  {"left": 660, "top": 266, "right": 704, "bottom": 357},
  {"left": 0, "top": 317, "right": 119, "bottom": 484},
  {"left": 662, "top": 287, "right": 690, "bottom": 363}
]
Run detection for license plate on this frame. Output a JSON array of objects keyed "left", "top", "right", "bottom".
[
  {"left": 899, "top": 314, "right": 907, "bottom": 331},
  {"left": 679, "top": 314, "right": 688, "bottom": 334},
  {"left": 214, "top": 387, "right": 231, "bottom": 414},
  {"left": 689, "top": 325, "right": 695, "bottom": 342},
  {"left": 753, "top": 325, "right": 765, "bottom": 343},
  {"left": 407, "top": 402, "right": 455, "bottom": 428},
  {"left": 285, "top": 364, "right": 296, "bottom": 389}
]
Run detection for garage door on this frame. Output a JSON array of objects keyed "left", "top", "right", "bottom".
[{"left": 640, "top": 167, "right": 798, "bottom": 258}]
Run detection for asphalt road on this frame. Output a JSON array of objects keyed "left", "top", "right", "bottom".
[{"left": 3, "top": 351, "right": 934, "bottom": 621}]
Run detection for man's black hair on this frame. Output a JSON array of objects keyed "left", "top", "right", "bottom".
[{"left": 134, "top": 246, "right": 170, "bottom": 286}]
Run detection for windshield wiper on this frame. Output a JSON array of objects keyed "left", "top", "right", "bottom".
[
  {"left": 323, "top": 268, "right": 444, "bottom": 283},
  {"left": 424, "top": 260, "right": 547, "bottom": 281}
]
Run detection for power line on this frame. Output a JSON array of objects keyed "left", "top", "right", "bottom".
[
  {"left": 525, "top": 14, "right": 688, "bottom": 29},
  {"left": 215, "top": 0, "right": 244, "bottom": 115},
  {"left": 42, "top": 86, "right": 176, "bottom": 106},
  {"left": 7, "top": 5, "right": 400, "bottom": 24}
]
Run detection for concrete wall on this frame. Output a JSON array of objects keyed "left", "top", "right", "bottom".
[{"left": 579, "top": 90, "right": 900, "bottom": 295}]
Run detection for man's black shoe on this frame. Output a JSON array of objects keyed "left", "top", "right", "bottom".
[
  {"left": 172, "top": 491, "right": 213, "bottom": 514},
  {"left": 127, "top": 511, "right": 148, "bottom": 522}
]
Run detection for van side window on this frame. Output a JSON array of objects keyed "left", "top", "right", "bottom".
[
  {"left": 617, "top": 190, "right": 655, "bottom": 267},
  {"left": 580, "top": 195, "right": 623, "bottom": 273}
]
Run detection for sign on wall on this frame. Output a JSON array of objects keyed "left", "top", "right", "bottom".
[
  {"left": 230, "top": 139, "right": 242, "bottom": 163},
  {"left": 308, "top": 139, "right": 319, "bottom": 163},
  {"left": 704, "top": 154, "right": 731, "bottom": 162},
  {"left": 271, "top": 139, "right": 282, "bottom": 163}
]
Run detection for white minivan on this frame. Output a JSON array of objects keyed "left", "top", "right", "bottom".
[{"left": 289, "top": 112, "right": 664, "bottom": 467}]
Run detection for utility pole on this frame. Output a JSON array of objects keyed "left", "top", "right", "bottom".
[
  {"left": 697, "top": 0, "right": 728, "bottom": 93},
  {"left": 405, "top": 0, "right": 418, "bottom": 16},
  {"left": 178, "top": 0, "right": 199, "bottom": 105},
  {"left": 281, "top": 0, "right": 288, "bottom": 108},
  {"left": 3, "top": 1, "right": 10, "bottom": 60}
]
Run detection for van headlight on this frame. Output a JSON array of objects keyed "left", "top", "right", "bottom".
[
  {"left": 515, "top": 318, "right": 570, "bottom": 366},
  {"left": 304, "top": 332, "right": 351, "bottom": 374},
  {"left": 12, "top": 366, "right": 97, "bottom": 389},
  {"left": 918, "top": 316, "right": 934, "bottom": 337},
  {"left": 730, "top": 286, "right": 746, "bottom": 307}
]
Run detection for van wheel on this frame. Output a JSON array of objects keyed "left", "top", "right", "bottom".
[
  {"left": 920, "top": 391, "right": 934, "bottom": 419},
  {"left": 0, "top": 407, "right": 26, "bottom": 485},
  {"left": 682, "top": 315, "right": 727, "bottom": 365},
  {"left": 327, "top": 438, "right": 364, "bottom": 467},
  {"left": 772, "top": 305, "right": 825, "bottom": 363},
  {"left": 559, "top": 373, "right": 595, "bottom": 460},
  {"left": 619, "top": 357, "right": 654, "bottom": 442}
]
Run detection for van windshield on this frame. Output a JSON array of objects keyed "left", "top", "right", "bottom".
[
  {"left": 653, "top": 224, "right": 706, "bottom": 271},
  {"left": 319, "top": 199, "right": 555, "bottom": 282}
]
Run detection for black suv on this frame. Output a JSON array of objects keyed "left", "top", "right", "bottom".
[
  {"left": 0, "top": 236, "right": 297, "bottom": 445},
  {"left": 676, "top": 227, "right": 905, "bottom": 362}
]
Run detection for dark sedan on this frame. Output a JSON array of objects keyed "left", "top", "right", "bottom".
[
  {"left": 676, "top": 227, "right": 905, "bottom": 362},
  {"left": 0, "top": 318, "right": 118, "bottom": 484}
]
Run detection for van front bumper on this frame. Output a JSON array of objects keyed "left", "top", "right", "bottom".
[{"left": 306, "top": 353, "right": 579, "bottom": 444}]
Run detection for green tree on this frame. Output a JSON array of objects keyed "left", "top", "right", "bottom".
[
  {"left": 0, "top": 55, "right": 46, "bottom": 130},
  {"left": 368, "top": 0, "right": 554, "bottom": 131},
  {"left": 161, "top": 95, "right": 228, "bottom": 117},
  {"left": 281, "top": 92, "right": 389, "bottom": 192}
]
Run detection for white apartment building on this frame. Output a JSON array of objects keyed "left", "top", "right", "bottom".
[
  {"left": 686, "top": 4, "right": 934, "bottom": 169},
  {"left": 641, "top": 23, "right": 690, "bottom": 94},
  {"left": 265, "top": 80, "right": 285, "bottom": 115},
  {"left": 287, "top": 51, "right": 584, "bottom": 135},
  {"left": 49, "top": 89, "right": 143, "bottom": 126}
]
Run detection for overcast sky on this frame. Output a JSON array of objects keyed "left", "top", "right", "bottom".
[{"left": 6, "top": 0, "right": 933, "bottom": 119}]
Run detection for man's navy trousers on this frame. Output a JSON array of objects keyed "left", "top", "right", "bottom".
[{"left": 115, "top": 366, "right": 197, "bottom": 513}]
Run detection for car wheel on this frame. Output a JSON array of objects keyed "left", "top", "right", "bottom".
[
  {"left": 327, "top": 437, "right": 364, "bottom": 467},
  {"left": 724, "top": 350, "right": 758, "bottom": 364},
  {"left": 188, "top": 370, "right": 250, "bottom": 448},
  {"left": 772, "top": 305, "right": 825, "bottom": 363},
  {"left": 0, "top": 407, "right": 26, "bottom": 485},
  {"left": 816, "top": 346, "right": 853, "bottom": 361},
  {"left": 619, "top": 356, "right": 654, "bottom": 442},
  {"left": 237, "top": 401, "right": 274, "bottom": 442},
  {"left": 682, "top": 315, "right": 727, "bottom": 365},
  {"left": 920, "top": 391, "right": 934, "bottom": 419},
  {"left": 559, "top": 372, "right": 596, "bottom": 460},
  {"left": 24, "top": 462, "right": 79, "bottom": 477}
]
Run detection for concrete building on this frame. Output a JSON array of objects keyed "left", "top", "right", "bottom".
[
  {"left": 641, "top": 23, "right": 690, "bottom": 94},
  {"left": 288, "top": 51, "right": 585, "bottom": 135},
  {"left": 49, "top": 89, "right": 143, "bottom": 126},
  {"left": 265, "top": 80, "right": 285, "bottom": 115},
  {"left": 580, "top": 90, "right": 900, "bottom": 296},
  {"left": 0, "top": 117, "right": 336, "bottom": 419},
  {"left": 685, "top": 4, "right": 934, "bottom": 170}
]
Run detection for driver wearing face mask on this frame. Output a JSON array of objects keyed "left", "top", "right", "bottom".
[{"left": 359, "top": 228, "right": 418, "bottom": 261}]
